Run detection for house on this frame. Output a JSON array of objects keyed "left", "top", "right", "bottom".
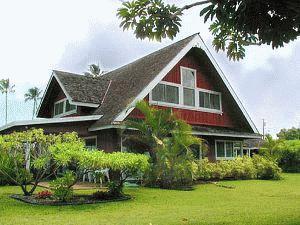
[{"left": 0, "top": 33, "right": 261, "bottom": 161}]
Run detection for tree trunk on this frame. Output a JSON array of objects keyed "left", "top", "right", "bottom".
[
  {"left": 32, "top": 100, "right": 36, "bottom": 119},
  {"left": 5, "top": 92, "right": 7, "bottom": 124}
]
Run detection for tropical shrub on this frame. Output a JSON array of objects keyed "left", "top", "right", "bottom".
[
  {"left": 125, "top": 101, "right": 202, "bottom": 189},
  {"left": 0, "top": 129, "right": 84, "bottom": 196},
  {"left": 0, "top": 138, "right": 16, "bottom": 185},
  {"left": 196, "top": 156, "right": 281, "bottom": 181},
  {"left": 50, "top": 171, "right": 76, "bottom": 202},
  {"left": 260, "top": 137, "right": 300, "bottom": 172},
  {"left": 252, "top": 155, "right": 282, "bottom": 180},
  {"left": 275, "top": 140, "right": 300, "bottom": 172},
  {"left": 78, "top": 151, "right": 150, "bottom": 190},
  {"left": 107, "top": 181, "right": 123, "bottom": 197}
]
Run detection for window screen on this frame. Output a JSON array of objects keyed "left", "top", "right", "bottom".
[
  {"left": 216, "top": 142, "right": 225, "bottom": 157},
  {"left": 152, "top": 83, "right": 179, "bottom": 104},
  {"left": 183, "top": 88, "right": 195, "bottom": 106},
  {"left": 65, "top": 100, "right": 76, "bottom": 112},
  {"left": 199, "top": 91, "right": 221, "bottom": 110},
  {"left": 182, "top": 68, "right": 195, "bottom": 88}
]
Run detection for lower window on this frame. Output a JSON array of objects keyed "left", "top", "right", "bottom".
[
  {"left": 215, "top": 140, "right": 243, "bottom": 159},
  {"left": 84, "top": 137, "right": 97, "bottom": 150}
]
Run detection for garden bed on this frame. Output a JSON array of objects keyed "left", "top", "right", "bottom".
[{"left": 10, "top": 194, "right": 131, "bottom": 206}]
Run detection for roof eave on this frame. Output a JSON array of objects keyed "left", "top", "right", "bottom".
[{"left": 0, "top": 115, "right": 103, "bottom": 132}]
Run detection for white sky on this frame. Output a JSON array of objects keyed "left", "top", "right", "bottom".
[{"left": 0, "top": 0, "right": 299, "bottom": 135}]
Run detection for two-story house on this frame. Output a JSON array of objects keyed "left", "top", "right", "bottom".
[{"left": 0, "top": 33, "right": 261, "bottom": 161}]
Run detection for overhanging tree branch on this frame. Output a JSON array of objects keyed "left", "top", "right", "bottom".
[{"left": 171, "top": 0, "right": 211, "bottom": 18}]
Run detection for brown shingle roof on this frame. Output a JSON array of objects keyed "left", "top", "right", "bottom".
[{"left": 54, "top": 70, "right": 111, "bottom": 105}]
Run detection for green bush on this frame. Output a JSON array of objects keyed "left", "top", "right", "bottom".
[
  {"left": 107, "top": 181, "right": 123, "bottom": 197},
  {"left": 0, "top": 152, "right": 16, "bottom": 185},
  {"left": 50, "top": 171, "right": 76, "bottom": 202},
  {"left": 252, "top": 155, "right": 282, "bottom": 180},
  {"left": 276, "top": 140, "right": 300, "bottom": 172},
  {"left": 196, "top": 156, "right": 281, "bottom": 181}
]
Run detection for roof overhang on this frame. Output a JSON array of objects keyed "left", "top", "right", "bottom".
[
  {"left": 112, "top": 33, "right": 259, "bottom": 134},
  {"left": 191, "top": 131, "right": 261, "bottom": 139},
  {"left": 88, "top": 124, "right": 260, "bottom": 139},
  {"left": 0, "top": 115, "right": 103, "bottom": 132}
]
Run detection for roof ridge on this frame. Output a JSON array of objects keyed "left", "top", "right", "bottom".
[{"left": 104, "top": 33, "right": 199, "bottom": 78}]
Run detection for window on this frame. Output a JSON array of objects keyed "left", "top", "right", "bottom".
[
  {"left": 54, "top": 101, "right": 64, "bottom": 116},
  {"left": 216, "top": 140, "right": 243, "bottom": 159},
  {"left": 199, "top": 91, "right": 221, "bottom": 110},
  {"left": 85, "top": 137, "right": 97, "bottom": 150},
  {"left": 53, "top": 99, "right": 77, "bottom": 117},
  {"left": 234, "top": 142, "right": 243, "bottom": 157},
  {"left": 152, "top": 83, "right": 179, "bottom": 104},
  {"left": 182, "top": 67, "right": 196, "bottom": 106},
  {"left": 150, "top": 66, "right": 222, "bottom": 113}
]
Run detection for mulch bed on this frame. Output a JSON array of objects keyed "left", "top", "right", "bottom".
[{"left": 10, "top": 194, "right": 131, "bottom": 206}]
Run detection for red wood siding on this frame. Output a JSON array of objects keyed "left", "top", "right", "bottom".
[{"left": 128, "top": 54, "right": 237, "bottom": 128}]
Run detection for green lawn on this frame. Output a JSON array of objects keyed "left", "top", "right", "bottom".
[{"left": 0, "top": 174, "right": 299, "bottom": 225}]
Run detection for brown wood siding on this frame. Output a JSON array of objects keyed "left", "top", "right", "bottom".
[{"left": 96, "top": 129, "right": 121, "bottom": 153}]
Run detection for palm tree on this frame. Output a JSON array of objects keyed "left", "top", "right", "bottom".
[
  {"left": 24, "top": 87, "right": 42, "bottom": 119},
  {"left": 124, "top": 101, "right": 202, "bottom": 162},
  {"left": 84, "top": 64, "right": 104, "bottom": 77},
  {"left": 0, "top": 79, "right": 15, "bottom": 124}
]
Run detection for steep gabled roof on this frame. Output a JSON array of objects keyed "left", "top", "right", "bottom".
[{"left": 37, "top": 33, "right": 258, "bottom": 134}]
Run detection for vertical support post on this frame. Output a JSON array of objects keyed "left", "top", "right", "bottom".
[{"left": 25, "top": 142, "right": 30, "bottom": 171}]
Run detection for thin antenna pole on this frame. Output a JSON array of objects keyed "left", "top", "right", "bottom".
[{"left": 262, "top": 119, "right": 266, "bottom": 139}]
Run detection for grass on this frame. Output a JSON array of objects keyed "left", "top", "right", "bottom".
[{"left": 0, "top": 173, "right": 299, "bottom": 225}]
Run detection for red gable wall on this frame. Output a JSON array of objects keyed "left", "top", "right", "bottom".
[{"left": 128, "top": 53, "right": 238, "bottom": 129}]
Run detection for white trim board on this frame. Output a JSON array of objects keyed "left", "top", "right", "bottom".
[
  {"left": 113, "top": 34, "right": 259, "bottom": 134},
  {"left": 0, "top": 115, "right": 103, "bottom": 132}
]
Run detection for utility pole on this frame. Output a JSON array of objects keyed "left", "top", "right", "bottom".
[{"left": 262, "top": 119, "right": 266, "bottom": 139}]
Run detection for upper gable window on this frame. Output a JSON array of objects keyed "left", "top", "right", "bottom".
[
  {"left": 54, "top": 98, "right": 77, "bottom": 117},
  {"left": 181, "top": 67, "right": 196, "bottom": 106}
]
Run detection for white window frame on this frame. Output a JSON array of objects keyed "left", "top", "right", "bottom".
[
  {"left": 84, "top": 136, "right": 97, "bottom": 150},
  {"left": 215, "top": 140, "right": 243, "bottom": 160},
  {"left": 149, "top": 66, "right": 222, "bottom": 114},
  {"left": 53, "top": 98, "right": 77, "bottom": 118}
]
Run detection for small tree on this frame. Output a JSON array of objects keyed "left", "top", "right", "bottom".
[
  {"left": 84, "top": 64, "right": 105, "bottom": 77},
  {"left": 0, "top": 129, "right": 84, "bottom": 196},
  {"left": 0, "top": 79, "right": 15, "bottom": 124},
  {"left": 260, "top": 134, "right": 282, "bottom": 159},
  {"left": 277, "top": 127, "right": 300, "bottom": 140},
  {"left": 125, "top": 101, "right": 202, "bottom": 188},
  {"left": 24, "top": 87, "right": 43, "bottom": 119}
]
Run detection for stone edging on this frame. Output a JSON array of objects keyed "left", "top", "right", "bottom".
[{"left": 10, "top": 194, "right": 131, "bottom": 206}]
